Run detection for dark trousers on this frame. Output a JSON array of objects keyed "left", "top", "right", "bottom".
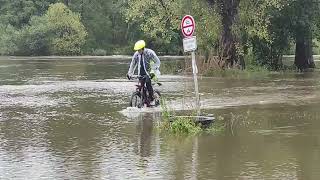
[{"left": 139, "top": 75, "right": 154, "bottom": 101}]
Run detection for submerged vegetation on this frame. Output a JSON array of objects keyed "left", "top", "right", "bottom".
[
  {"left": 204, "top": 65, "right": 270, "bottom": 79},
  {"left": 158, "top": 98, "right": 225, "bottom": 135},
  {"left": 158, "top": 112, "right": 226, "bottom": 136},
  {"left": 159, "top": 116, "right": 203, "bottom": 135}
]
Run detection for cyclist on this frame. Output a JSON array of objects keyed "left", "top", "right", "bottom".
[{"left": 127, "top": 40, "right": 161, "bottom": 106}]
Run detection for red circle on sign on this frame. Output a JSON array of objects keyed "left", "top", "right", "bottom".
[{"left": 181, "top": 15, "right": 195, "bottom": 37}]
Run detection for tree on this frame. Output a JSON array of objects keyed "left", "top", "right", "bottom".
[
  {"left": 125, "top": 0, "right": 220, "bottom": 55},
  {"left": 240, "top": 0, "right": 292, "bottom": 70},
  {"left": 211, "top": 0, "right": 245, "bottom": 69},
  {"left": 46, "top": 3, "right": 87, "bottom": 55},
  {"left": 240, "top": 0, "right": 319, "bottom": 70},
  {"left": 60, "top": 0, "right": 136, "bottom": 54},
  {"left": 125, "top": 0, "right": 183, "bottom": 55},
  {"left": 290, "top": 0, "right": 318, "bottom": 71},
  {"left": 0, "top": 24, "right": 18, "bottom": 55},
  {"left": 0, "top": 0, "right": 56, "bottom": 28},
  {"left": 15, "top": 15, "right": 51, "bottom": 56},
  {"left": 12, "top": 2, "right": 87, "bottom": 56}
]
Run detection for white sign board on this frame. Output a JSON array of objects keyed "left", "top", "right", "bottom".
[
  {"left": 181, "top": 15, "right": 195, "bottom": 37},
  {"left": 183, "top": 36, "right": 197, "bottom": 52}
]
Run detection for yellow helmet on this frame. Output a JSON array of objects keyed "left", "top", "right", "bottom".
[{"left": 134, "top": 40, "right": 146, "bottom": 51}]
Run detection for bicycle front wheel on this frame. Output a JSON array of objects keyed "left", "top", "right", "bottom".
[{"left": 130, "top": 92, "right": 143, "bottom": 108}]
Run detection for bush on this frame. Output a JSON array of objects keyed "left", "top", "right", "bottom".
[
  {"left": 92, "top": 49, "right": 107, "bottom": 56},
  {"left": 111, "top": 45, "right": 133, "bottom": 55}
]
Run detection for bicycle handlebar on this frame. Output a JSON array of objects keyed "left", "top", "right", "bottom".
[
  {"left": 128, "top": 75, "right": 162, "bottom": 86},
  {"left": 129, "top": 75, "right": 141, "bottom": 80}
]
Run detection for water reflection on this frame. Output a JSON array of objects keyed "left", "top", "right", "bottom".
[{"left": 135, "top": 113, "right": 154, "bottom": 158}]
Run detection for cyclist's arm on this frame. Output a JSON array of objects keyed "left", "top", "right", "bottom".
[
  {"left": 128, "top": 53, "right": 138, "bottom": 76},
  {"left": 150, "top": 49, "right": 160, "bottom": 69}
]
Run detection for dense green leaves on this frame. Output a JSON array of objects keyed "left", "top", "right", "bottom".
[
  {"left": 236, "top": 0, "right": 320, "bottom": 70},
  {"left": 0, "top": 0, "right": 319, "bottom": 70},
  {"left": 0, "top": 24, "right": 18, "bottom": 55},
  {"left": 0, "top": 0, "right": 56, "bottom": 27},
  {"left": 46, "top": 3, "right": 87, "bottom": 55},
  {"left": 125, "top": 0, "right": 221, "bottom": 55},
  {"left": 15, "top": 15, "right": 51, "bottom": 55},
  {"left": 0, "top": 3, "right": 87, "bottom": 55}
]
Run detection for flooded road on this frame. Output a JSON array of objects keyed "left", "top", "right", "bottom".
[{"left": 1, "top": 57, "right": 320, "bottom": 179}]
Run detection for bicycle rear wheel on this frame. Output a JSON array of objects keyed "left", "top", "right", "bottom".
[{"left": 130, "top": 92, "right": 143, "bottom": 108}]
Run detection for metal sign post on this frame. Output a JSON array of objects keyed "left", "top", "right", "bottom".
[
  {"left": 181, "top": 15, "right": 200, "bottom": 116},
  {"left": 191, "top": 51, "right": 200, "bottom": 116}
]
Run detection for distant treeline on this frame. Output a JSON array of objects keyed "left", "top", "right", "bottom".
[{"left": 1, "top": 0, "right": 319, "bottom": 70}]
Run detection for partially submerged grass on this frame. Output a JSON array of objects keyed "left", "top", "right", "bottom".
[
  {"left": 202, "top": 61, "right": 315, "bottom": 79},
  {"left": 204, "top": 65, "right": 270, "bottom": 79},
  {"left": 158, "top": 98, "right": 225, "bottom": 136},
  {"left": 204, "top": 116, "right": 225, "bottom": 135},
  {"left": 158, "top": 118, "right": 202, "bottom": 135}
]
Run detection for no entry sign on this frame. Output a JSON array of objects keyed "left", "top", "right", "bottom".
[
  {"left": 181, "top": 15, "right": 199, "bottom": 115},
  {"left": 181, "top": 15, "right": 195, "bottom": 37}
]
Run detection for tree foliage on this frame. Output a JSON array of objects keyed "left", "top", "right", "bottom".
[
  {"left": 15, "top": 15, "right": 51, "bottom": 55},
  {"left": 125, "top": 0, "right": 221, "bottom": 55},
  {"left": 62, "top": 0, "right": 136, "bottom": 54},
  {"left": 0, "top": 0, "right": 56, "bottom": 27},
  {"left": 46, "top": 3, "right": 87, "bottom": 55},
  {"left": 239, "top": 0, "right": 320, "bottom": 70},
  {"left": 0, "top": 0, "right": 319, "bottom": 70},
  {"left": 0, "top": 24, "right": 18, "bottom": 55},
  {"left": 1, "top": 2, "right": 87, "bottom": 55}
]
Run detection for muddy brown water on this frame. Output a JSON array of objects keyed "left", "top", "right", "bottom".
[{"left": 0, "top": 57, "right": 320, "bottom": 179}]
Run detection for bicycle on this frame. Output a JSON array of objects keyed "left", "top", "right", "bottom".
[{"left": 129, "top": 75, "right": 161, "bottom": 108}]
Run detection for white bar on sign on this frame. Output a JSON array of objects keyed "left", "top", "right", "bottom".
[{"left": 183, "top": 36, "right": 197, "bottom": 52}]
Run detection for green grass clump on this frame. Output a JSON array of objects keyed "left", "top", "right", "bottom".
[
  {"left": 204, "top": 116, "right": 225, "bottom": 135},
  {"left": 169, "top": 117, "right": 202, "bottom": 135},
  {"left": 159, "top": 99, "right": 226, "bottom": 135},
  {"left": 158, "top": 98, "right": 201, "bottom": 135}
]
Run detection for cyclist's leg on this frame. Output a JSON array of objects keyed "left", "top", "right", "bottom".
[
  {"left": 145, "top": 76, "right": 154, "bottom": 101},
  {"left": 139, "top": 76, "right": 148, "bottom": 104},
  {"left": 139, "top": 78, "right": 146, "bottom": 95}
]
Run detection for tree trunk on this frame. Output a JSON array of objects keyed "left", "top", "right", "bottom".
[
  {"left": 64, "top": 0, "right": 70, "bottom": 6},
  {"left": 306, "top": 36, "right": 315, "bottom": 68},
  {"left": 216, "top": 0, "right": 244, "bottom": 69},
  {"left": 294, "top": 34, "right": 315, "bottom": 71}
]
